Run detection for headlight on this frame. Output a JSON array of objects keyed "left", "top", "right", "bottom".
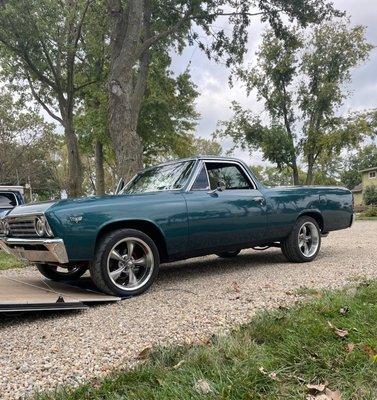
[
  {"left": 34, "top": 216, "right": 54, "bottom": 237},
  {"left": 35, "top": 217, "right": 45, "bottom": 237},
  {"left": 44, "top": 219, "right": 54, "bottom": 237},
  {"left": 2, "top": 220, "right": 10, "bottom": 236}
]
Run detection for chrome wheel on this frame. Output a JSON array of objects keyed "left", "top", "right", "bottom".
[
  {"left": 298, "top": 221, "right": 319, "bottom": 258},
  {"left": 107, "top": 237, "right": 154, "bottom": 291}
]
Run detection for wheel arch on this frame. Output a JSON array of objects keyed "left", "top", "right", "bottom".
[
  {"left": 95, "top": 219, "right": 168, "bottom": 262},
  {"left": 297, "top": 210, "right": 324, "bottom": 232}
]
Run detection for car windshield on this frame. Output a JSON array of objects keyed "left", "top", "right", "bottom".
[{"left": 121, "top": 161, "right": 194, "bottom": 194}]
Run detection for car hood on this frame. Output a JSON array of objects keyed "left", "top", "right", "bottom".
[
  {"left": 6, "top": 201, "right": 57, "bottom": 217},
  {"left": 5, "top": 192, "right": 176, "bottom": 216}
]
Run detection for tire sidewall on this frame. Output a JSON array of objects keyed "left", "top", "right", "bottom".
[
  {"left": 293, "top": 217, "right": 321, "bottom": 262},
  {"left": 36, "top": 264, "right": 87, "bottom": 282},
  {"left": 95, "top": 229, "right": 160, "bottom": 296}
]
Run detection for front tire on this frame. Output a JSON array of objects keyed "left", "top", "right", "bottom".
[
  {"left": 90, "top": 229, "right": 160, "bottom": 297},
  {"left": 36, "top": 264, "right": 87, "bottom": 282},
  {"left": 281, "top": 216, "right": 321, "bottom": 263}
]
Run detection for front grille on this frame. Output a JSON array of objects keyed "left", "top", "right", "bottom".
[{"left": 8, "top": 218, "right": 37, "bottom": 238}]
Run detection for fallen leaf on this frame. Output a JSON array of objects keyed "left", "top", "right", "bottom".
[
  {"left": 324, "top": 388, "right": 342, "bottom": 400},
  {"left": 306, "top": 382, "right": 341, "bottom": 400},
  {"left": 137, "top": 346, "right": 152, "bottom": 360},
  {"left": 339, "top": 307, "right": 349, "bottom": 315},
  {"left": 346, "top": 343, "right": 355, "bottom": 353},
  {"left": 258, "top": 367, "right": 278, "bottom": 380},
  {"left": 194, "top": 379, "right": 213, "bottom": 394},
  {"left": 327, "top": 321, "right": 348, "bottom": 338},
  {"left": 362, "top": 345, "right": 377, "bottom": 359},
  {"left": 173, "top": 360, "right": 185, "bottom": 369},
  {"left": 307, "top": 382, "right": 327, "bottom": 392},
  {"left": 259, "top": 366, "right": 267, "bottom": 375}
]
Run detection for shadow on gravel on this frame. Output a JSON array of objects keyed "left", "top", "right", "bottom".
[
  {"left": 158, "top": 249, "right": 287, "bottom": 281},
  {"left": 0, "top": 249, "right": 300, "bottom": 324}
]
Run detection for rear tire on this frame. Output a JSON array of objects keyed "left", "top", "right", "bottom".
[
  {"left": 216, "top": 249, "right": 241, "bottom": 258},
  {"left": 36, "top": 264, "right": 87, "bottom": 282},
  {"left": 281, "top": 216, "right": 321, "bottom": 263},
  {"left": 90, "top": 229, "right": 160, "bottom": 297}
]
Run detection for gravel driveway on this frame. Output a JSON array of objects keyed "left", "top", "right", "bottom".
[{"left": 1, "top": 220, "right": 376, "bottom": 399}]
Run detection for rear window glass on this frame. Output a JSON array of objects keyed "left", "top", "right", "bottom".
[{"left": 0, "top": 193, "right": 17, "bottom": 208}]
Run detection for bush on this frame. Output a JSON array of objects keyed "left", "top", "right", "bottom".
[
  {"left": 363, "top": 185, "right": 377, "bottom": 205},
  {"left": 364, "top": 205, "right": 377, "bottom": 217}
]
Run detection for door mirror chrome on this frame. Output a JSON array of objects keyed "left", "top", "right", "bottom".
[{"left": 115, "top": 178, "right": 125, "bottom": 195}]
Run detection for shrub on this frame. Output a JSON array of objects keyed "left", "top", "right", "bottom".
[
  {"left": 364, "top": 205, "right": 377, "bottom": 217},
  {"left": 363, "top": 184, "right": 377, "bottom": 205}
]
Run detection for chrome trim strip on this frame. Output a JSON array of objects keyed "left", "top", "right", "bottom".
[{"left": 0, "top": 238, "right": 69, "bottom": 264}]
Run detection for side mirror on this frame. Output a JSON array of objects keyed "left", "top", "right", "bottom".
[
  {"left": 207, "top": 180, "right": 226, "bottom": 195},
  {"left": 217, "top": 180, "right": 226, "bottom": 192},
  {"left": 115, "top": 178, "right": 125, "bottom": 194}
]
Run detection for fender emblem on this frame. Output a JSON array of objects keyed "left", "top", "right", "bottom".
[{"left": 68, "top": 215, "right": 83, "bottom": 223}]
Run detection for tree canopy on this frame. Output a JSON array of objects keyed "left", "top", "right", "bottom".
[{"left": 218, "top": 19, "right": 374, "bottom": 184}]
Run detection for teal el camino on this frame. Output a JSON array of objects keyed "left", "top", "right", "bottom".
[{"left": 0, "top": 156, "right": 354, "bottom": 296}]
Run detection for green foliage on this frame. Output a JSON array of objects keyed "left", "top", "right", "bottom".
[
  {"left": 138, "top": 51, "right": 200, "bottom": 164},
  {"left": 364, "top": 185, "right": 377, "bottom": 206},
  {"left": 251, "top": 163, "right": 339, "bottom": 186},
  {"left": 0, "top": 89, "right": 62, "bottom": 199},
  {"left": 364, "top": 205, "right": 377, "bottom": 218},
  {"left": 219, "top": 19, "right": 374, "bottom": 185},
  {"left": 251, "top": 165, "right": 298, "bottom": 186},
  {"left": 341, "top": 145, "right": 377, "bottom": 189},
  {"left": 35, "top": 281, "right": 377, "bottom": 400}
]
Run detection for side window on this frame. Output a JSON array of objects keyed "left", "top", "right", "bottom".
[
  {"left": 206, "top": 163, "right": 253, "bottom": 190},
  {"left": 0, "top": 193, "right": 17, "bottom": 208},
  {"left": 191, "top": 165, "right": 210, "bottom": 190}
]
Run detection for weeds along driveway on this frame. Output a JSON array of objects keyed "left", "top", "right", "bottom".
[{"left": 0, "top": 220, "right": 376, "bottom": 400}]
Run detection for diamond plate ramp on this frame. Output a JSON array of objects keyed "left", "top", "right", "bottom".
[{"left": 0, "top": 276, "right": 120, "bottom": 313}]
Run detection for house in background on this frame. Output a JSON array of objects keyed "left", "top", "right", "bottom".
[{"left": 351, "top": 166, "right": 377, "bottom": 205}]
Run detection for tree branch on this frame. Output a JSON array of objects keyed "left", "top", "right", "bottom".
[
  {"left": 137, "top": 8, "right": 274, "bottom": 57},
  {"left": 73, "top": 0, "right": 92, "bottom": 49},
  {"left": 74, "top": 79, "right": 99, "bottom": 92},
  {"left": 26, "top": 74, "right": 64, "bottom": 125}
]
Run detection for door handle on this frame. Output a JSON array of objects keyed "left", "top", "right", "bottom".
[{"left": 254, "top": 196, "right": 266, "bottom": 205}]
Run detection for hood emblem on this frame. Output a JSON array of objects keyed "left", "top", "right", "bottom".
[{"left": 68, "top": 215, "right": 83, "bottom": 224}]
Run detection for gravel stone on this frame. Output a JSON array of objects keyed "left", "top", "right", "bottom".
[{"left": 0, "top": 221, "right": 376, "bottom": 399}]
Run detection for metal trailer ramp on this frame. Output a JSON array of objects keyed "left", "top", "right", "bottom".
[{"left": 0, "top": 276, "right": 120, "bottom": 313}]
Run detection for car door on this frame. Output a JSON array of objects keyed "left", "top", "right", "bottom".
[{"left": 182, "top": 160, "right": 267, "bottom": 255}]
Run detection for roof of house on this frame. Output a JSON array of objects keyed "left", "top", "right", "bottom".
[
  {"left": 351, "top": 182, "right": 363, "bottom": 192},
  {"left": 360, "top": 166, "right": 377, "bottom": 173}
]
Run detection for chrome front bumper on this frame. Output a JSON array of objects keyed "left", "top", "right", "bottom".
[{"left": 0, "top": 238, "right": 69, "bottom": 264}]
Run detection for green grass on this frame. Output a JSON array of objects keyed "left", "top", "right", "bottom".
[
  {"left": 0, "top": 250, "right": 25, "bottom": 270},
  {"left": 35, "top": 281, "right": 377, "bottom": 400}
]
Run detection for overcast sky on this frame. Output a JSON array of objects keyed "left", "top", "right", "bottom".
[{"left": 171, "top": 0, "right": 377, "bottom": 165}]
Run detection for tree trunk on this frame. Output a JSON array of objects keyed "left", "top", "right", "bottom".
[
  {"left": 64, "top": 116, "right": 83, "bottom": 197},
  {"left": 292, "top": 160, "right": 300, "bottom": 186},
  {"left": 108, "top": 79, "right": 144, "bottom": 181},
  {"left": 95, "top": 139, "right": 105, "bottom": 195},
  {"left": 107, "top": 0, "right": 150, "bottom": 182},
  {"left": 306, "top": 155, "right": 315, "bottom": 185}
]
